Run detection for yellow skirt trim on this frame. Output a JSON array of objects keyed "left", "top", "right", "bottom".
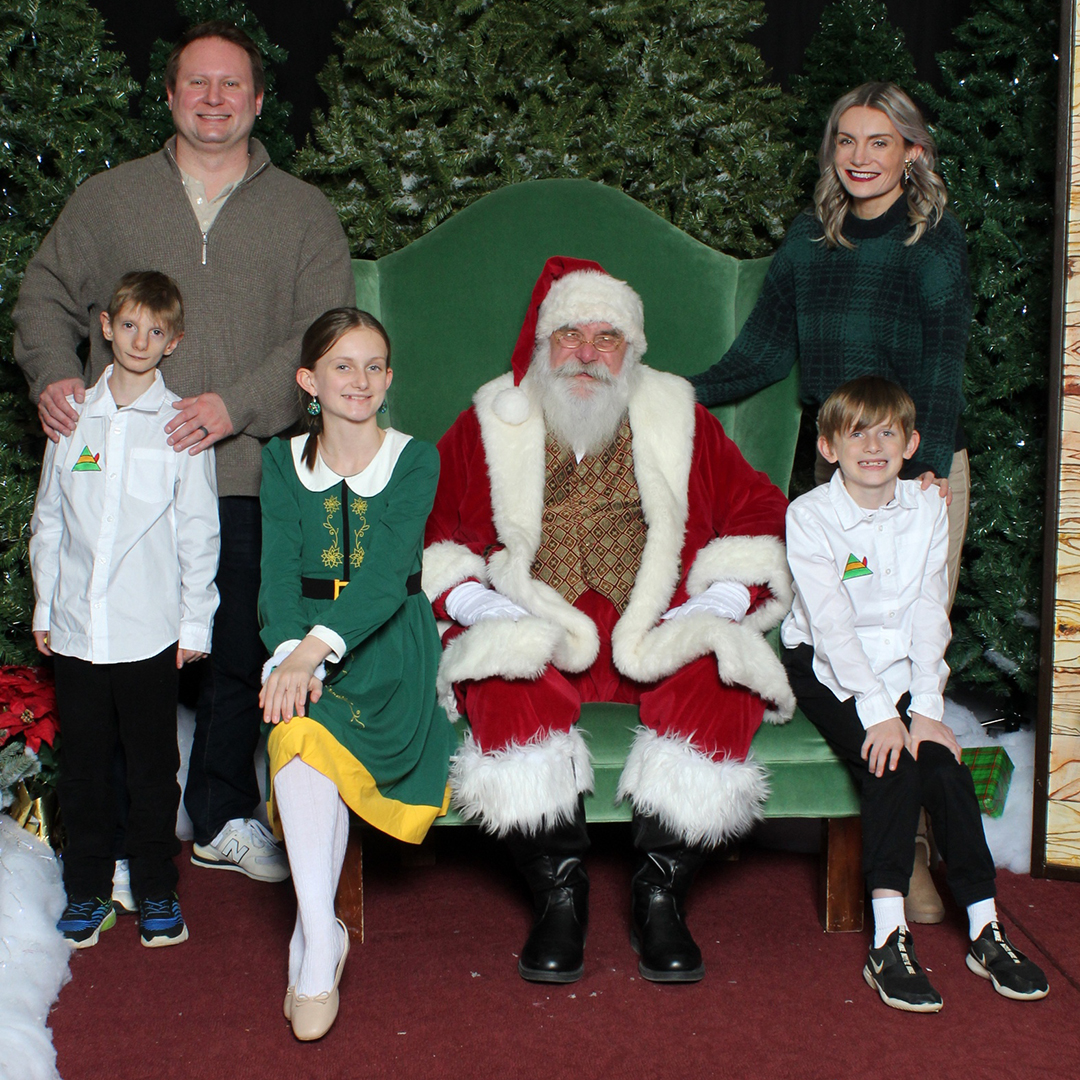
[{"left": 266, "top": 716, "right": 450, "bottom": 846}]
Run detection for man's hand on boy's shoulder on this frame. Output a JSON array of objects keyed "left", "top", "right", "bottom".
[
  {"left": 39, "top": 377, "right": 86, "bottom": 442},
  {"left": 908, "top": 712, "right": 962, "bottom": 763},
  {"left": 860, "top": 715, "right": 909, "bottom": 777}
]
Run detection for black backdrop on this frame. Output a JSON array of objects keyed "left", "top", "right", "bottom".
[{"left": 89, "top": 0, "right": 974, "bottom": 150}]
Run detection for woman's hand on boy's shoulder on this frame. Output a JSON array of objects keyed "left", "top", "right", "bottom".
[
  {"left": 860, "top": 716, "right": 909, "bottom": 777},
  {"left": 918, "top": 471, "right": 952, "bottom": 506},
  {"left": 908, "top": 712, "right": 962, "bottom": 763}
]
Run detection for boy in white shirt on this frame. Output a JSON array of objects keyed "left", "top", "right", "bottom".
[
  {"left": 781, "top": 376, "right": 1048, "bottom": 1011},
  {"left": 31, "top": 272, "right": 220, "bottom": 949}
]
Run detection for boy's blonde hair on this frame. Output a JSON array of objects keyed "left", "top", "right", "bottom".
[
  {"left": 106, "top": 271, "right": 184, "bottom": 337},
  {"left": 817, "top": 376, "right": 916, "bottom": 447}
]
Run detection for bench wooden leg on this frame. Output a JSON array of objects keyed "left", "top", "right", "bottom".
[
  {"left": 335, "top": 825, "right": 364, "bottom": 943},
  {"left": 819, "top": 817, "right": 864, "bottom": 933}
]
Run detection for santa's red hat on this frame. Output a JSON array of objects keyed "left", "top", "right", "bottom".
[{"left": 494, "top": 256, "right": 647, "bottom": 424}]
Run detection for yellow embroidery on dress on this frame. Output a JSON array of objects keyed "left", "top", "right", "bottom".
[
  {"left": 321, "top": 494, "right": 344, "bottom": 568},
  {"left": 324, "top": 678, "right": 364, "bottom": 727},
  {"left": 350, "top": 496, "right": 370, "bottom": 569}
]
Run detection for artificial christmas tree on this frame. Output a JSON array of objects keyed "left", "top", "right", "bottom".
[
  {"left": 0, "top": 0, "right": 146, "bottom": 665},
  {"left": 921, "top": 0, "right": 1058, "bottom": 699},
  {"left": 296, "top": 0, "right": 802, "bottom": 259}
]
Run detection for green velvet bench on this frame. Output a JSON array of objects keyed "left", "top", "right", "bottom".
[{"left": 334, "top": 179, "right": 862, "bottom": 938}]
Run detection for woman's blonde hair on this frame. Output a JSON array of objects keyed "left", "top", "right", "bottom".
[{"left": 814, "top": 82, "right": 948, "bottom": 250}]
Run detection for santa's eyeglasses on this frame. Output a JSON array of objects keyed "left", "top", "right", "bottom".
[{"left": 551, "top": 328, "right": 625, "bottom": 352}]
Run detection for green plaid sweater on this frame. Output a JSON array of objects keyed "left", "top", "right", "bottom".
[{"left": 691, "top": 196, "right": 971, "bottom": 480}]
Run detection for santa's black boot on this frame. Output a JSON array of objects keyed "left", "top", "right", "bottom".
[
  {"left": 505, "top": 797, "right": 590, "bottom": 983},
  {"left": 629, "top": 811, "right": 707, "bottom": 982}
]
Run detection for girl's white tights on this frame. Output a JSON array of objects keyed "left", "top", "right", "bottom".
[{"left": 274, "top": 755, "right": 350, "bottom": 996}]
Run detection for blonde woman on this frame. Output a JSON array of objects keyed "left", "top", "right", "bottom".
[{"left": 692, "top": 82, "right": 970, "bottom": 606}]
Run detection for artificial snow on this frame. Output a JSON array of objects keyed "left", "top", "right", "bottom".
[
  {"left": 0, "top": 814, "right": 70, "bottom": 1080},
  {"left": 945, "top": 699, "right": 1035, "bottom": 874}
]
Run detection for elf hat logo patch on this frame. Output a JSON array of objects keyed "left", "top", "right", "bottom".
[
  {"left": 72, "top": 446, "right": 101, "bottom": 472},
  {"left": 843, "top": 553, "right": 872, "bottom": 580}
]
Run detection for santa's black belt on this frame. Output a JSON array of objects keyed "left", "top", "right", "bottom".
[{"left": 301, "top": 571, "right": 423, "bottom": 601}]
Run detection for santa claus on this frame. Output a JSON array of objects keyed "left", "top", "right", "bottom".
[{"left": 423, "top": 256, "right": 794, "bottom": 984}]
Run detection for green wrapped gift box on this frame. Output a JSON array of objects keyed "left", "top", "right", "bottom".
[{"left": 961, "top": 746, "right": 1014, "bottom": 818}]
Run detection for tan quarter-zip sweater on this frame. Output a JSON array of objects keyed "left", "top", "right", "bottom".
[{"left": 13, "top": 138, "right": 355, "bottom": 497}]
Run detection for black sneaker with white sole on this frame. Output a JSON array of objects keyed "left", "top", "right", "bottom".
[
  {"left": 863, "top": 927, "right": 943, "bottom": 1013},
  {"left": 967, "top": 922, "right": 1049, "bottom": 1001}
]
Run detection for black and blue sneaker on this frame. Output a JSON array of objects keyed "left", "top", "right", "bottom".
[
  {"left": 58, "top": 896, "right": 116, "bottom": 948},
  {"left": 138, "top": 893, "right": 189, "bottom": 948}
]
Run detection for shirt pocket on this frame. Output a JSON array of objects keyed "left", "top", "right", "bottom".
[{"left": 125, "top": 449, "right": 176, "bottom": 504}]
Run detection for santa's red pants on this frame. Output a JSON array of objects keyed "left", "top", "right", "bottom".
[{"left": 452, "top": 591, "right": 764, "bottom": 759}]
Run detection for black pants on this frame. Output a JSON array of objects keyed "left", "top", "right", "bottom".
[
  {"left": 55, "top": 645, "right": 181, "bottom": 901},
  {"left": 782, "top": 644, "right": 995, "bottom": 906},
  {"left": 183, "top": 495, "right": 265, "bottom": 845}
]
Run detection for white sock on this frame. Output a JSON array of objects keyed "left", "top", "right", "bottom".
[
  {"left": 274, "top": 756, "right": 349, "bottom": 996},
  {"left": 967, "top": 898, "right": 997, "bottom": 941},
  {"left": 872, "top": 896, "right": 908, "bottom": 949}
]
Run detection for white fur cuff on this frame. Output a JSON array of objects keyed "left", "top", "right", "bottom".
[
  {"left": 450, "top": 727, "right": 594, "bottom": 836},
  {"left": 616, "top": 727, "right": 769, "bottom": 847}
]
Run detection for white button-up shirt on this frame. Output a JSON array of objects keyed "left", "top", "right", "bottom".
[
  {"left": 780, "top": 471, "right": 950, "bottom": 729},
  {"left": 30, "top": 367, "right": 220, "bottom": 664}
]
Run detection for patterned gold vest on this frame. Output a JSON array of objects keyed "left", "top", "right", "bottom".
[{"left": 531, "top": 419, "right": 647, "bottom": 613}]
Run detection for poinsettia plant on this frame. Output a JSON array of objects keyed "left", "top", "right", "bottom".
[{"left": 0, "top": 664, "right": 59, "bottom": 807}]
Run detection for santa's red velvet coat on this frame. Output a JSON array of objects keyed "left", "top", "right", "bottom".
[{"left": 422, "top": 365, "right": 795, "bottom": 844}]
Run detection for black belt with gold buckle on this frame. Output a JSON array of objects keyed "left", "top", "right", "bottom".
[{"left": 300, "top": 571, "right": 423, "bottom": 601}]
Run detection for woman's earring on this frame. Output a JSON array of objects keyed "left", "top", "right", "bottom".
[
  {"left": 378, "top": 400, "right": 388, "bottom": 415},
  {"left": 903, "top": 159, "right": 913, "bottom": 185},
  {"left": 307, "top": 397, "right": 321, "bottom": 416}
]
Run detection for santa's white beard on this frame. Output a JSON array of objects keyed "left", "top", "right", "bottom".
[{"left": 524, "top": 345, "right": 638, "bottom": 458}]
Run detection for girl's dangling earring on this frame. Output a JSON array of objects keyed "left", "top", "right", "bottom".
[
  {"left": 902, "top": 159, "right": 913, "bottom": 186},
  {"left": 307, "top": 397, "right": 322, "bottom": 416},
  {"left": 378, "top": 400, "right": 388, "bottom": 415}
]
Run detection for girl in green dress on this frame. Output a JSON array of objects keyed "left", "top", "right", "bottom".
[{"left": 259, "top": 308, "right": 452, "bottom": 1041}]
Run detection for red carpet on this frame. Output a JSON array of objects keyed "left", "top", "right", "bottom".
[{"left": 50, "top": 829, "right": 1079, "bottom": 1080}]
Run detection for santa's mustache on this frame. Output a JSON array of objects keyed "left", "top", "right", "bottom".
[{"left": 551, "top": 360, "right": 619, "bottom": 385}]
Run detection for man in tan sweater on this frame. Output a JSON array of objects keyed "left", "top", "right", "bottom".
[{"left": 14, "top": 21, "right": 355, "bottom": 887}]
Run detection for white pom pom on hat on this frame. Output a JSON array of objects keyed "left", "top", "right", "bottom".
[{"left": 492, "top": 384, "right": 533, "bottom": 425}]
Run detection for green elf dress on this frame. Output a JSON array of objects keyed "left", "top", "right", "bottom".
[{"left": 259, "top": 429, "right": 452, "bottom": 844}]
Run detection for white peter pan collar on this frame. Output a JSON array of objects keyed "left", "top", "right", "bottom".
[{"left": 290, "top": 428, "right": 413, "bottom": 496}]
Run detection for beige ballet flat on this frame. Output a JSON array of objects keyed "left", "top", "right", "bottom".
[{"left": 290, "top": 919, "right": 350, "bottom": 1042}]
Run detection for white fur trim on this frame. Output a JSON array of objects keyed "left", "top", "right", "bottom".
[
  {"left": 473, "top": 373, "right": 601, "bottom": 672},
  {"left": 536, "top": 270, "right": 646, "bottom": 354},
  {"left": 422, "top": 539, "right": 487, "bottom": 601},
  {"left": 614, "top": 614, "right": 795, "bottom": 723},
  {"left": 450, "top": 728, "right": 594, "bottom": 835},
  {"left": 617, "top": 728, "right": 769, "bottom": 847},
  {"left": 436, "top": 616, "right": 563, "bottom": 715},
  {"left": 686, "top": 535, "right": 793, "bottom": 633},
  {"left": 492, "top": 385, "right": 531, "bottom": 425}
]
